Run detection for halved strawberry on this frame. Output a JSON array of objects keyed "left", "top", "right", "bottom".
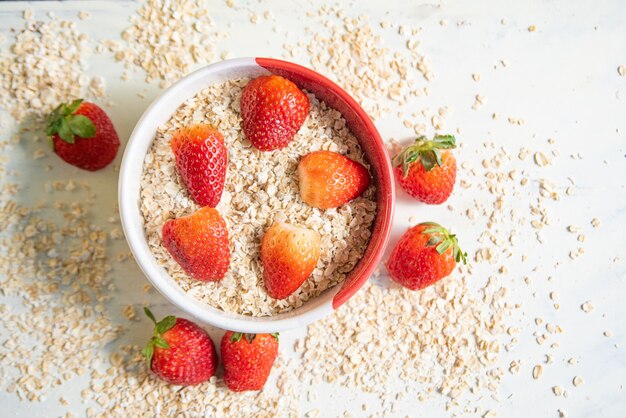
[
  {"left": 298, "top": 150, "right": 371, "bottom": 209},
  {"left": 240, "top": 75, "right": 309, "bottom": 151},
  {"left": 392, "top": 134, "right": 457, "bottom": 204},
  {"left": 171, "top": 124, "right": 227, "bottom": 207},
  {"left": 260, "top": 222, "right": 320, "bottom": 299},
  {"left": 162, "top": 207, "right": 230, "bottom": 282}
]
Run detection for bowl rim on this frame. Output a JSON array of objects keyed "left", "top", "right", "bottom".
[{"left": 118, "top": 57, "right": 394, "bottom": 332}]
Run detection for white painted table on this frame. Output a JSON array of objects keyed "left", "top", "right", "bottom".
[{"left": 0, "top": 1, "right": 624, "bottom": 417}]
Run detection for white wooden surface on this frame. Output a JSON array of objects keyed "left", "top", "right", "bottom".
[{"left": 0, "top": 1, "right": 625, "bottom": 416}]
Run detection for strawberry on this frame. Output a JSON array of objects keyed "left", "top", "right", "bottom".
[
  {"left": 141, "top": 308, "right": 218, "bottom": 386},
  {"left": 240, "top": 75, "right": 309, "bottom": 151},
  {"left": 221, "top": 331, "right": 279, "bottom": 392},
  {"left": 170, "top": 124, "right": 227, "bottom": 207},
  {"left": 386, "top": 222, "right": 467, "bottom": 290},
  {"left": 45, "top": 99, "right": 120, "bottom": 171},
  {"left": 162, "top": 207, "right": 230, "bottom": 282},
  {"left": 298, "top": 150, "right": 371, "bottom": 209},
  {"left": 392, "top": 134, "right": 458, "bottom": 204},
  {"left": 260, "top": 222, "right": 320, "bottom": 299}
]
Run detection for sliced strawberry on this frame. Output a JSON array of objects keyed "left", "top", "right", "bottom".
[
  {"left": 171, "top": 124, "right": 227, "bottom": 207},
  {"left": 392, "top": 134, "right": 457, "bottom": 204},
  {"left": 298, "top": 150, "right": 371, "bottom": 209},
  {"left": 260, "top": 222, "right": 320, "bottom": 299},
  {"left": 240, "top": 75, "right": 309, "bottom": 151},
  {"left": 386, "top": 222, "right": 467, "bottom": 290},
  {"left": 162, "top": 207, "right": 230, "bottom": 282}
]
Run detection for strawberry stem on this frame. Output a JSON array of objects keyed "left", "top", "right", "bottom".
[
  {"left": 141, "top": 307, "right": 175, "bottom": 367},
  {"left": 45, "top": 99, "right": 96, "bottom": 145},
  {"left": 144, "top": 306, "right": 157, "bottom": 324},
  {"left": 231, "top": 332, "right": 258, "bottom": 343},
  {"left": 392, "top": 134, "right": 456, "bottom": 176},
  {"left": 420, "top": 222, "right": 467, "bottom": 264}
]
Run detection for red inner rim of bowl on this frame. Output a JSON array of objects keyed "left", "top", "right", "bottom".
[{"left": 256, "top": 57, "right": 394, "bottom": 310}]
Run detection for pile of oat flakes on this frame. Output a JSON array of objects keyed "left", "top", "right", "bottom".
[
  {"left": 101, "top": 0, "right": 228, "bottom": 88},
  {"left": 0, "top": 11, "right": 105, "bottom": 121},
  {"left": 0, "top": 2, "right": 606, "bottom": 417}
]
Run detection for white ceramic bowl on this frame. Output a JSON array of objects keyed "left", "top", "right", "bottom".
[{"left": 119, "top": 58, "right": 394, "bottom": 332}]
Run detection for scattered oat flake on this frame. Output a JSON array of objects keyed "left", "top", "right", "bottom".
[
  {"left": 618, "top": 65, "right": 625, "bottom": 76},
  {"left": 581, "top": 301, "right": 594, "bottom": 313},
  {"left": 534, "top": 152, "right": 550, "bottom": 167},
  {"left": 533, "top": 365, "right": 543, "bottom": 379},
  {"left": 572, "top": 376, "right": 584, "bottom": 387},
  {"left": 472, "top": 94, "right": 486, "bottom": 110},
  {"left": 122, "top": 304, "right": 136, "bottom": 320}
]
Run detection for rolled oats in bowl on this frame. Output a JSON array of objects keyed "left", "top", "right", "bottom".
[{"left": 140, "top": 77, "right": 377, "bottom": 317}]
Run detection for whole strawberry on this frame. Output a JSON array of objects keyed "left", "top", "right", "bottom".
[
  {"left": 240, "top": 75, "right": 309, "bottom": 151},
  {"left": 171, "top": 124, "right": 227, "bottom": 207},
  {"left": 45, "top": 99, "right": 120, "bottom": 171},
  {"left": 162, "top": 207, "right": 230, "bottom": 282},
  {"left": 392, "top": 134, "right": 457, "bottom": 204},
  {"left": 386, "top": 222, "right": 467, "bottom": 290},
  {"left": 261, "top": 222, "right": 320, "bottom": 299},
  {"left": 221, "top": 331, "right": 279, "bottom": 392},
  {"left": 141, "top": 308, "right": 218, "bottom": 386},
  {"left": 298, "top": 150, "right": 371, "bottom": 209}
]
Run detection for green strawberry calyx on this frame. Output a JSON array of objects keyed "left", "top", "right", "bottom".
[
  {"left": 45, "top": 99, "right": 96, "bottom": 146},
  {"left": 230, "top": 332, "right": 279, "bottom": 343},
  {"left": 141, "top": 307, "right": 176, "bottom": 367},
  {"left": 420, "top": 222, "right": 467, "bottom": 264},
  {"left": 392, "top": 134, "right": 456, "bottom": 176}
]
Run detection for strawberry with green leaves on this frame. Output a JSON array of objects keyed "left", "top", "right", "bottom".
[
  {"left": 142, "top": 308, "right": 218, "bottom": 386},
  {"left": 221, "top": 331, "right": 279, "bottom": 392},
  {"left": 45, "top": 99, "right": 120, "bottom": 171},
  {"left": 386, "top": 222, "right": 467, "bottom": 290},
  {"left": 392, "top": 134, "right": 457, "bottom": 204}
]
